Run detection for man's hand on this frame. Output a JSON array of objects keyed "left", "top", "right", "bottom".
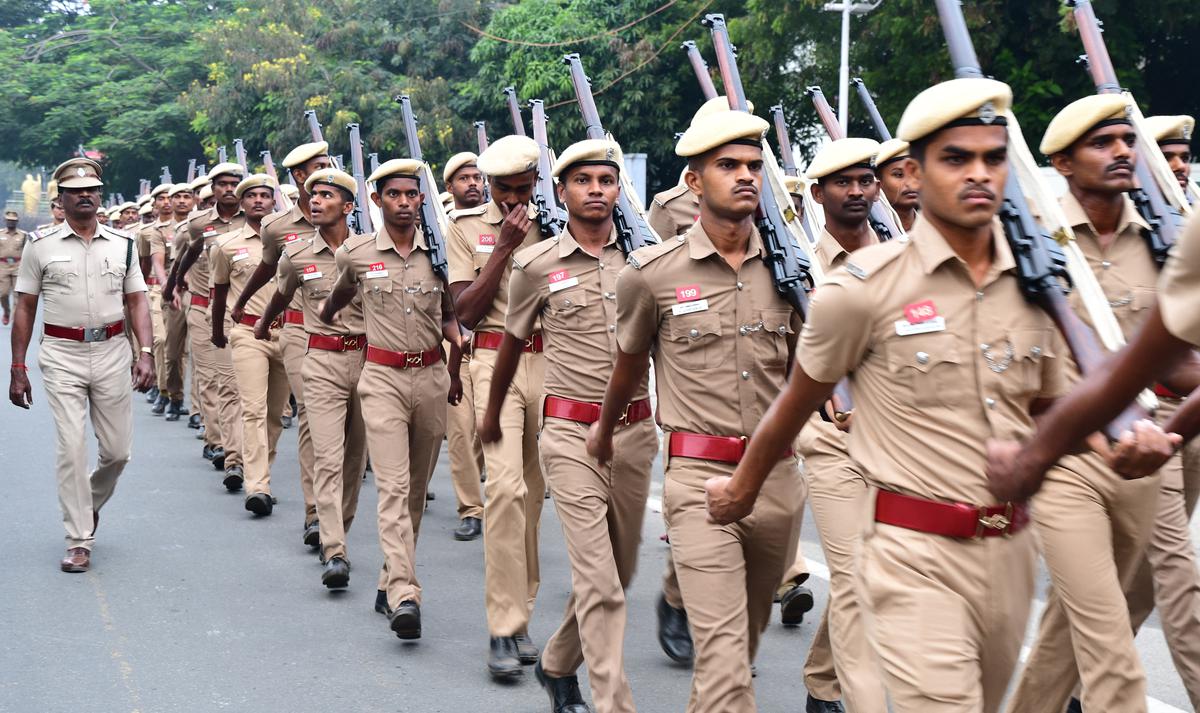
[
  {"left": 704, "top": 475, "right": 754, "bottom": 525},
  {"left": 1105, "top": 419, "right": 1182, "bottom": 479},
  {"left": 447, "top": 375, "right": 463, "bottom": 406},
  {"left": 211, "top": 331, "right": 227, "bottom": 349},
  {"left": 828, "top": 402, "right": 853, "bottom": 433},
  {"left": 253, "top": 321, "right": 271, "bottom": 341},
  {"left": 586, "top": 421, "right": 614, "bottom": 466},
  {"left": 317, "top": 299, "right": 334, "bottom": 325},
  {"left": 497, "top": 203, "right": 533, "bottom": 253},
  {"left": 162, "top": 285, "right": 174, "bottom": 304},
  {"left": 478, "top": 410, "right": 502, "bottom": 444},
  {"left": 9, "top": 367, "right": 31, "bottom": 409},
  {"left": 985, "top": 439, "right": 1047, "bottom": 502},
  {"left": 131, "top": 353, "right": 155, "bottom": 392},
  {"left": 230, "top": 304, "right": 246, "bottom": 325}
]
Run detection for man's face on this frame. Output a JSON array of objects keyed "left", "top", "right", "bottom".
[
  {"left": 153, "top": 193, "right": 170, "bottom": 216},
  {"left": 121, "top": 207, "right": 138, "bottom": 224},
  {"left": 60, "top": 187, "right": 100, "bottom": 221},
  {"left": 51, "top": 201, "right": 64, "bottom": 221},
  {"left": 686, "top": 143, "right": 764, "bottom": 220},
  {"left": 200, "top": 197, "right": 215, "bottom": 209},
  {"left": 240, "top": 187, "right": 275, "bottom": 220},
  {"left": 309, "top": 184, "right": 354, "bottom": 227},
  {"left": 372, "top": 176, "right": 422, "bottom": 229},
  {"left": 292, "top": 156, "right": 331, "bottom": 188},
  {"left": 912, "top": 125, "right": 1009, "bottom": 231},
  {"left": 212, "top": 174, "right": 241, "bottom": 207},
  {"left": 171, "top": 192, "right": 195, "bottom": 215},
  {"left": 490, "top": 170, "right": 537, "bottom": 212},
  {"left": 5, "top": 218, "right": 16, "bottom": 230},
  {"left": 556, "top": 164, "right": 618, "bottom": 224},
  {"left": 1053, "top": 123, "right": 1137, "bottom": 194},
  {"left": 1160, "top": 142, "right": 1192, "bottom": 188},
  {"left": 449, "top": 166, "right": 484, "bottom": 208},
  {"left": 97, "top": 213, "right": 109, "bottom": 225},
  {"left": 812, "top": 167, "right": 878, "bottom": 228},
  {"left": 878, "top": 160, "right": 920, "bottom": 211}
]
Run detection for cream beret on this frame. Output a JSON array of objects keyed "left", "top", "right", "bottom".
[
  {"left": 106, "top": 206, "right": 121, "bottom": 217},
  {"left": 676, "top": 111, "right": 769, "bottom": 158},
  {"left": 439, "top": 191, "right": 453, "bottom": 205},
  {"left": 280, "top": 184, "right": 299, "bottom": 200},
  {"left": 875, "top": 138, "right": 911, "bottom": 168},
  {"left": 304, "top": 168, "right": 358, "bottom": 196},
  {"left": 3, "top": 210, "right": 17, "bottom": 219},
  {"left": 552, "top": 139, "right": 623, "bottom": 179},
  {"left": 234, "top": 173, "right": 277, "bottom": 200},
  {"left": 167, "top": 183, "right": 192, "bottom": 197},
  {"left": 477, "top": 135, "right": 540, "bottom": 177},
  {"left": 281, "top": 141, "right": 329, "bottom": 169},
  {"left": 783, "top": 176, "right": 804, "bottom": 194},
  {"left": 118, "top": 202, "right": 137, "bottom": 213},
  {"left": 198, "top": 185, "right": 213, "bottom": 201},
  {"left": 149, "top": 183, "right": 172, "bottom": 198},
  {"left": 805, "top": 138, "right": 881, "bottom": 180},
  {"left": 207, "top": 162, "right": 246, "bottom": 181},
  {"left": 692, "top": 96, "right": 755, "bottom": 124},
  {"left": 138, "top": 202, "right": 154, "bottom": 216},
  {"left": 53, "top": 158, "right": 103, "bottom": 189},
  {"left": 1145, "top": 115, "right": 1195, "bottom": 145},
  {"left": 443, "top": 152, "right": 479, "bottom": 183},
  {"left": 1040, "top": 94, "right": 1131, "bottom": 156},
  {"left": 188, "top": 175, "right": 210, "bottom": 191},
  {"left": 136, "top": 194, "right": 152, "bottom": 207},
  {"left": 897, "top": 78, "right": 1012, "bottom": 144},
  {"left": 367, "top": 158, "right": 424, "bottom": 185}
]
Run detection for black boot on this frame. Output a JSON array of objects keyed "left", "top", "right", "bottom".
[
  {"left": 487, "top": 637, "right": 522, "bottom": 679},
  {"left": 388, "top": 601, "right": 421, "bottom": 639},
  {"left": 656, "top": 593, "right": 694, "bottom": 665},
  {"left": 805, "top": 695, "right": 846, "bottom": 713},
  {"left": 534, "top": 661, "right": 590, "bottom": 713},
  {"left": 151, "top": 393, "right": 168, "bottom": 415},
  {"left": 164, "top": 399, "right": 184, "bottom": 422},
  {"left": 145, "top": 386, "right": 159, "bottom": 404},
  {"left": 780, "top": 583, "right": 814, "bottom": 626}
]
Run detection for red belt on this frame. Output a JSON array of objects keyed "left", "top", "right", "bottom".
[
  {"left": 874, "top": 489, "right": 1029, "bottom": 539},
  {"left": 1154, "top": 383, "right": 1183, "bottom": 399},
  {"left": 1, "top": 257, "right": 18, "bottom": 264},
  {"left": 543, "top": 396, "right": 652, "bottom": 426},
  {"left": 146, "top": 276, "right": 160, "bottom": 286},
  {"left": 474, "top": 331, "right": 543, "bottom": 353},
  {"left": 667, "top": 432, "right": 793, "bottom": 465},
  {"left": 284, "top": 309, "right": 304, "bottom": 325},
  {"left": 239, "top": 313, "right": 281, "bottom": 330},
  {"left": 365, "top": 345, "right": 440, "bottom": 369},
  {"left": 190, "top": 294, "right": 210, "bottom": 308},
  {"left": 308, "top": 333, "right": 367, "bottom": 352},
  {"left": 44, "top": 320, "right": 125, "bottom": 343}
]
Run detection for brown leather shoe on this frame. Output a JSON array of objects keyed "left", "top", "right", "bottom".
[{"left": 60, "top": 547, "right": 90, "bottom": 573}]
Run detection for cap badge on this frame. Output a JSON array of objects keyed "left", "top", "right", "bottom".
[
  {"left": 76, "top": 167, "right": 87, "bottom": 177},
  {"left": 978, "top": 102, "right": 996, "bottom": 124}
]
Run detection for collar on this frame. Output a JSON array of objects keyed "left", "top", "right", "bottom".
[
  {"left": 1059, "top": 189, "right": 1149, "bottom": 238},
  {"left": 909, "top": 214, "right": 1015, "bottom": 276},
  {"left": 686, "top": 221, "right": 765, "bottom": 261},
  {"left": 558, "top": 226, "right": 617, "bottom": 258},
  {"left": 374, "top": 227, "right": 429, "bottom": 254},
  {"left": 482, "top": 199, "right": 538, "bottom": 225},
  {"left": 311, "top": 228, "right": 342, "bottom": 254}
]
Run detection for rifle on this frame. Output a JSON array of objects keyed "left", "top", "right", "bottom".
[
  {"left": 217, "top": 146, "right": 227, "bottom": 164},
  {"left": 1068, "top": 0, "right": 1186, "bottom": 265},
  {"left": 474, "top": 121, "right": 489, "bottom": 152},
  {"left": 261, "top": 150, "right": 293, "bottom": 212},
  {"left": 807, "top": 86, "right": 905, "bottom": 241},
  {"left": 139, "top": 180, "right": 150, "bottom": 196},
  {"left": 233, "top": 139, "right": 248, "bottom": 172},
  {"left": 933, "top": 0, "right": 1148, "bottom": 438},
  {"left": 562, "top": 53, "right": 659, "bottom": 255},
  {"left": 395, "top": 95, "right": 451, "bottom": 283},
  {"left": 852, "top": 78, "right": 893, "bottom": 141},
  {"left": 185, "top": 159, "right": 196, "bottom": 184},
  {"left": 681, "top": 40, "right": 718, "bottom": 100},
  {"left": 528, "top": 99, "right": 566, "bottom": 239},
  {"left": 305, "top": 110, "right": 342, "bottom": 170},
  {"left": 196, "top": 164, "right": 207, "bottom": 181},
  {"left": 503, "top": 87, "right": 527, "bottom": 137},
  {"left": 346, "top": 123, "right": 374, "bottom": 234},
  {"left": 160, "top": 166, "right": 172, "bottom": 185},
  {"left": 368, "top": 153, "right": 380, "bottom": 174},
  {"left": 769, "top": 105, "right": 800, "bottom": 177}
]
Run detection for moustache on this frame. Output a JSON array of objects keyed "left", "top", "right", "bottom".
[{"left": 1106, "top": 160, "right": 1134, "bottom": 174}]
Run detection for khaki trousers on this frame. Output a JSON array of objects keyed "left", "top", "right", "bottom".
[
  {"left": 470, "top": 347, "right": 545, "bottom": 636},
  {"left": 860, "top": 516, "right": 1036, "bottom": 713},
  {"left": 359, "top": 360, "right": 448, "bottom": 608},
  {"left": 148, "top": 286, "right": 167, "bottom": 392},
  {"left": 540, "top": 417, "right": 657, "bottom": 713},
  {"left": 209, "top": 310, "right": 243, "bottom": 467},
  {"left": 187, "top": 302, "right": 223, "bottom": 448},
  {"left": 302, "top": 346, "right": 367, "bottom": 562},
  {"left": 1125, "top": 398, "right": 1200, "bottom": 709},
  {"left": 1006, "top": 455, "right": 1159, "bottom": 713},
  {"left": 229, "top": 326, "right": 289, "bottom": 495},
  {"left": 665, "top": 453, "right": 804, "bottom": 713},
  {"left": 163, "top": 298, "right": 187, "bottom": 400},
  {"left": 0, "top": 265, "right": 16, "bottom": 302},
  {"left": 280, "top": 324, "right": 318, "bottom": 525},
  {"left": 448, "top": 350, "right": 484, "bottom": 520},
  {"left": 38, "top": 337, "right": 133, "bottom": 550}
]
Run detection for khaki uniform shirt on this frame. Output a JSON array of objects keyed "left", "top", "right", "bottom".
[
  {"left": 647, "top": 184, "right": 700, "bottom": 240},
  {"left": 334, "top": 228, "right": 444, "bottom": 353},
  {"left": 796, "top": 216, "right": 1070, "bottom": 505},
  {"left": 616, "top": 222, "right": 801, "bottom": 437},
  {"left": 211, "top": 224, "right": 272, "bottom": 318},
  {"left": 148, "top": 218, "right": 181, "bottom": 265},
  {"left": 278, "top": 229, "right": 366, "bottom": 336},
  {"left": 186, "top": 206, "right": 245, "bottom": 297},
  {"left": 15, "top": 223, "right": 147, "bottom": 327},
  {"left": 260, "top": 203, "right": 315, "bottom": 265},
  {"left": 446, "top": 200, "right": 542, "bottom": 334},
  {"left": 507, "top": 227, "right": 647, "bottom": 402},
  {"left": 0, "top": 227, "right": 26, "bottom": 267},
  {"left": 1160, "top": 213, "right": 1200, "bottom": 346}
]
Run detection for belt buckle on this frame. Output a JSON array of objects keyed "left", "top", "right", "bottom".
[
  {"left": 616, "top": 403, "right": 632, "bottom": 426},
  {"left": 343, "top": 336, "right": 360, "bottom": 350},
  {"left": 523, "top": 337, "right": 536, "bottom": 351},
  {"left": 975, "top": 502, "right": 1014, "bottom": 539},
  {"left": 84, "top": 326, "right": 106, "bottom": 343},
  {"left": 405, "top": 352, "right": 424, "bottom": 367}
]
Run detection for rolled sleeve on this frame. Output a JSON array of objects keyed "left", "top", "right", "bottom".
[
  {"left": 1159, "top": 213, "right": 1200, "bottom": 346},
  {"left": 796, "top": 276, "right": 872, "bottom": 384},
  {"left": 275, "top": 252, "right": 301, "bottom": 301},
  {"left": 615, "top": 264, "right": 658, "bottom": 355},
  {"left": 333, "top": 246, "right": 357, "bottom": 290},
  {"left": 446, "top": 222, "right": 476, "bottom": 285},
  {"left": 504, "top": 264, "right": 543, "bottom": 340},
  {"left": 210, "top": 244, "right": 231, "bottom": 285},
  {"left": 14, "top": 241, "right": 40, "bottom": 295}
]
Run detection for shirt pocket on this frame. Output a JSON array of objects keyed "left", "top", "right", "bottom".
[
  {"left": 992, "top": 328, "right": 1054, "bottom": 401},
  {"left": 665, "top": 312, "right": 726, "bottom": 371},
  {"left": 884, "top": 332, "right": 965, "bottom": 408},
  {"left": 548, "top": 288, "right": 589, "bottom": 332},
  {"left": 751, "top": 308, "right": 794, "bottom": 368},
  {"left": 363, "top": 273, "right": 394, "bottom": 307},
  {"left": 101, "top": 262, "right": 127, "bottom": 294},
  {"left": 44, "top": 261, "right": 79, "bottom": 293},
  {"left": 407, "top": 278, "right": 443, "bottom": 315}
]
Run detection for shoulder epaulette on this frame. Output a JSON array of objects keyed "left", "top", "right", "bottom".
[
  {"left": 839, "top": 239, "right": 907, "bottom": 281},
  {"left": 100, "top": 224, "right": 135, "bottom": 240},
  {"left": 652, "top": 183, "right": 690, "bottom": 208},
  {"left": 512, "top": 236, "right": 559, "bottom": 270},
  {"left": 448, "top": 204, "right": 488, "bottom": 222},
  {"left": 187, "top": 207, "right": 216, "bottom": 228},
  {"left": 342, "top": 232, "right": 375, "bottom": 253},
  {"left": 626, "top": 234, "right": 687, "bottom": 269}
]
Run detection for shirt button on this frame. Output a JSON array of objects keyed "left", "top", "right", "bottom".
[
  {"left": 976, "top": 291, "right": 984, "bottom": 302},
  {"left": 405, "top": 307, "right": 412, "bottom": 314},
  {"left": 916, "top": 351, "right": 930, "bottom": 364},
  {"left": 985, "top": 397, "right": 996, "bottom": 409},
  {"left": 608, "top": 325, "right": 615, "bottom": 333},
  {"left": 563, "top": 299, "right": 572, "bottom": 306},
  {"left": 741, "top": 370, "right": 750, "bottom": 380},
  {"left": 739, "top": 326, "right": 748, "bottom": 335},
  {"left": 979, "top": 343, "right": 989, "bottom": 351},
  {"left": 1101, "top": 260, "right": 1111, "bottom": 270},
  {"left": 688, "top": 328, "right": 699, "bottom": 338},
  {"left": 1030, "top": 346, "right": 1042, "bottom": 357},
  {"left": 736, "top": 281, "right": 744, "bottom": 290}
]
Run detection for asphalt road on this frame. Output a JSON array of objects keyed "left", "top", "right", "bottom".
[{"left": 0, "top": 328, "right": 1194, "bottom": 712}]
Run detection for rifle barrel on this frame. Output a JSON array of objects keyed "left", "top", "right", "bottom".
[
  {"left": 682, "top": 41, "right": 718, "bottom": 100},
  {"left": 503, "top": 87, "right": 527, "bottom": 137},
  {"left": 807, "top": 87, "right": 845, "bottom": 140},
  {"left": 852, "top": 78, "right": 893, "bottom": 141},
  {"left": 304, "top": 110, "right": 324, "bottom": 143},
  {"left": 770, "top": 105, "right": 799, "bottom": 177}
]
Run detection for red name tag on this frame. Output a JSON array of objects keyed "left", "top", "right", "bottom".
[
  {"left": 478, "top": 234, "right": 496, "bottom": 246},
  {"left": 303, "top": 264, "right": 318, "bottom": 274},
  {"left": 369, "top": 262, "right": 385, "bottom": 272},
  {"left": 549, "top": 269, "right": 571, "bottom": 283},
  {"left": 904, "top": 300, "right": 938, "bottom": 324},
  {"left": 675, "top": 284, "right": 701, "bottom": 303},
  {"left": 235, "top": 247, "right": 249, "bottom": 255},
  {"left": 284, "top": 233, "right": 299, "bottom": 243},
  {"left": 203, "top": 225, "right": 214, "bottom": 232}
]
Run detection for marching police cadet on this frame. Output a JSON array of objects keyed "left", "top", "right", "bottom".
[
  {"left": 36, "top": 195, "right": 64, "bottom": 232},
  {"left": 197, "top": 184, "right": 214, "bottom": 210},
  {"left": 445, "top": 135, "right": 547, "bottom": 675},
  {"left": 165, "top": 162, "right": 246, "bottom": 481},
  {"left": 320, "top": 160, "right": 460, "bottom": 639},
  {"left": 646, "top": 166, "right": 699, "bottom": 242},
  {"left": 210, "top": 174, "right": 289, "bottom": 514},
  {"left": 589, "top": 110, "right": 804, "bottom": 712},
  {"left": 443, "top": 151, "right": 486, "bottom": 541},
  {"left": 96, "top": 209, "right": 110, "bottom": 226},
  {"left": 281, "top": 183, "right": 299, "bottom": 203},
  {"left": 783, "top": 175, "right": 808, "bottom": 222},
  {"left": 118, "top": 202, "right": 139, "bottom": 228},
  {"left": 479, "top": 139, "right": 657, "bottom": 713},
  {"left": 1, "top": 209, "right": 26, "bottom": 326},
  {"left": 1007, "top": 95, "right": 1196, "bottom": 713},
  {"left": 232, "top": 140, "right": 330, "bottom": 549},
  {"left": 155, "top": 184, "right": 194, "bottom": 422},
  {"left": 172, "top": 176, "right": 208, "bottom": 429},
  {"left": 8, "top": 157, "right": 155, "bottom": 572},
  {"left": 875, "top": 138, "right": 919, "bottom": 232},
  {"left": 1145, "top": 115, "right": 1194, "bottom": 192},
  {"left": 138, "top": 183, "right": 174, "bottom": 413},
  {"left": 708, "top": 78, "right": 1080, "bottom": 712},
  {"left": 256, "top": 167, "right": 367, "bottom": 589}
]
